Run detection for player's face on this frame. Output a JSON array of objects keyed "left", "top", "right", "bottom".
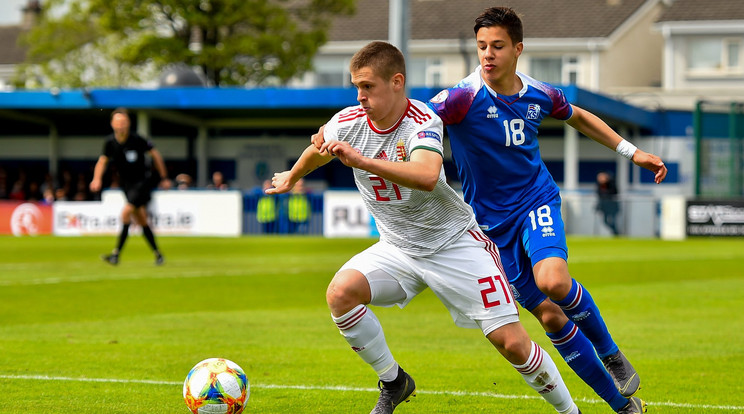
[
  {"left": 476, "top": 25, "right": 523, "bottom": 89},
  {"left": 111, "top": 113, "right": 131, "bottom": 142},
  {"left": 351, "top": 67, "right": 402, "bottom": 129}
]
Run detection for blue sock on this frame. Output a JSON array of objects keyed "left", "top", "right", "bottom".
[
  {"left": 554, "top": 279, "right": 618, "bottom": 358},
  {"left": 547, "top": 321, "right": 628, "bottom": 411}
]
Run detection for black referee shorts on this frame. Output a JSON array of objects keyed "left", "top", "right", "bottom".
[{"left": 123, "top": 180, "right": 155, "bottom": 207}]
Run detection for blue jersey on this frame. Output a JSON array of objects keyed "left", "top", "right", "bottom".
[{"left": 427, "top": 68, "right": 572, "bottom": 236}]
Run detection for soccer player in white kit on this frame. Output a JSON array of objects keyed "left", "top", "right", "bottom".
[{"left": 267, "top": 41, "right": 580, "bottom": 414}]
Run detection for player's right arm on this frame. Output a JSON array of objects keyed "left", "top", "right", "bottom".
[
  {"left": 311, "top": 124, "right": 326, "bottom": 152},
  {"left": 89, "top": 155, "right": 109, "bottom": 192},
  {"left": 265, "top": 145, "right": 333, "bottom": 195}
]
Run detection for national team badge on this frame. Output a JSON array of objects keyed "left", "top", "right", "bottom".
[
  {"left": 526, "top": 104, "right": 541, "bottom": 120},
  {"left": 396, "top": 139, "right": 408, "bottom": 161}
]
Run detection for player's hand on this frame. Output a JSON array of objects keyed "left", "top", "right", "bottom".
[
  {"left": 89, "top": 178, "right": 102, "bottom": 193},
  {"left": 265, "top": 171, "right": 294, "bottom": 195},
  {"left": 311, "top": 125, "right": 327, "bottom": 152},
  {"left": 325, "top": 141, "right": 363, "bottom": 168},
  {"left": 160, "top": 178, "right": 172, "bottom": 190},
  {"left": 633, "top": 150, "right": 668, "bottom": 184}
]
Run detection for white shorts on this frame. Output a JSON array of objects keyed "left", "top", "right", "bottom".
[{"left": 339, "top": 226, "right": 520, "bottom": 335}]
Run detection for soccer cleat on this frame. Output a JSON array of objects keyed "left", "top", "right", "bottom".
[
  {"left": 155, "top": 253, "right": 165, "bottom": 266},
  {"left": 617, "top": 396, "right": 647, "bottom": 414},
  {"left": 101, "top": 253, "right": 119, "bottom": 265},
  {"left": 370, "top": 367, "right": 416, "bottom": 414},
  {"left": 602, "top": 350, "right": 640, "bottom": 397}
]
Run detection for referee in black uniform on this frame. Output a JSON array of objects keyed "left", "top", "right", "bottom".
[{"left": 90, "top": 108, "right": 171, "bottom": 265}]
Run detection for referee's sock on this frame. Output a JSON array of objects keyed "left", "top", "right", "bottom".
[
  {"left": 115, "top": 224, "right": 130, "bottom": 254},
  {"left": 142, "top": 225, "right": 160, "bottom": 253}
]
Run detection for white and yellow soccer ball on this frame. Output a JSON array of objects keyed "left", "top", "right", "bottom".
[{"left": 183, "top": 358, "right": 249, "bottom": 414}]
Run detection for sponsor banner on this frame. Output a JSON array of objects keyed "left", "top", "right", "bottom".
[
  {"left": 54, "top": 190, "right": 242, "bottom": 237},
  {"left": 54, "top": 201, "right": 121, "bottom": 236},
  {"left": 323, "top": 191, "right": 376, "bottom": 237},
  {"left": 686, "top": 200, "right": 744, "bottom": 236},
  {"left": 0, "top": 201, "right": 53, "bottom": 236}
]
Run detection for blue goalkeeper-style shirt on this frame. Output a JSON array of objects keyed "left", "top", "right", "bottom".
[{"left": 427, "top": 67, "right": 573, "bottom": 236}]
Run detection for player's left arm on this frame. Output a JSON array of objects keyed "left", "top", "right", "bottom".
[
  {"left": 566, "top": 104, "right": 667, "bottom": 184},
  {"left": 149, "top": 148, "right": 172, "bottom": 189},
  {"left": 327, "top": 140, "right": 442, "bottom": 192}
]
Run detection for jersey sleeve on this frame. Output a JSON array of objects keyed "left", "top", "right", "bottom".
[
  {"left": 545, "top": 84, "right": 573, "bottom": 121},
  {"left": 426, "top": 87, "right": 474, "bottom": 126},
  {"left": 323, "top": 106, "right": 362, "bottom": 144},
  {"left": 409, "top": 113, "right": 444, "bottom": 157},
  {"left": 102, "top": 139, "right": 114, "bottom": 158}
]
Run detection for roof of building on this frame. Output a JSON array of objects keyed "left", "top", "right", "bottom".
[
  {"left": 0, "top": 85, "right": 660, "bottom": 136},
  {"left": 329, "top": 0, "right": 650, "bottom": 41},
  {"left": 656, "top": 0, "right": 744, "bottom": 22}
]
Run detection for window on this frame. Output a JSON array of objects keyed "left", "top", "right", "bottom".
[
  {"left": 312, "top": 57, "right": 349, "bottom": 87},
  {"left": 530, "top": 57, "right": 562, "bottom": 84},
  {"left": 687, "top": 37, "right": 744, "bottom": 75},
  {"left": 530, "top": 56, "right": 579, "bottom": 85},
  {"left": 408, "top": 57, "right": 443, "bottom": 87}
]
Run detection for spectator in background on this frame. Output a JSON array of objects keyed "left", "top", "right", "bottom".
[
  {"left": 26, "top": 180, "right": 43, "bottom": 202},
  {"left": 73, "top": 172, "right": 90, "bottom": 201},
  {"left": 287, "top": 177, "right": 310, "bottom": 234},
  {"left": 175, "top": 173, "right": 193, "bottom": 190},
  {"left": 207, "top": 171, "right": 229, "bottom": 190},
  {"left": 57, "top": 169, "right": 74, "bottom": 200},
  {"left": 596, "top": 171, "right": 620, "bottom": 236},
  {"left": 40, "top": 173, "right": 55, "bottom": 195},
  {"left": 42, "top": 188, "right": 55, "bottom": 205},
  {"left": 256, "top": 179, "right": 278, "bottom": 234},
  {"left": 9, "top": 178, "right": 26, "bottom": 201},
  {"left": 54, "top": 187, "right": 69, "bottom": 201}
]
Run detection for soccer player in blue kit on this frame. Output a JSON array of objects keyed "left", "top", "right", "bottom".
[{"left": 426, "top": 7, "right": 667, "bottom": 414}]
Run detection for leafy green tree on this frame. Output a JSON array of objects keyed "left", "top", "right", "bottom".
[{"left": 16, "top": 0, "right": 355, "bottom": 88}]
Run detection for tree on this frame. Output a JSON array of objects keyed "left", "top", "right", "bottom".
[{"left": 16, "top": 0, "right": 355, "bottom": 88}]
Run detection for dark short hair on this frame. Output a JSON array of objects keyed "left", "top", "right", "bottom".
[
  {"left": 474, "top": 7, "right": 523, "bottom": 45},
  {"left": 111, "top": 107, "right": 129, "bottom": 120},
  {"left": 349, "top": 41, "right": 406, "bottom": 82}
]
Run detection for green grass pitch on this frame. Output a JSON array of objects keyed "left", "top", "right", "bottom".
[{"left": 0, "top": 235, "right": 742, "bottom": 413}]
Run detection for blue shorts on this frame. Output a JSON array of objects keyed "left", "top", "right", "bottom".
[{"left": 485, "top": 195, "right": 568, "bottom": 311}]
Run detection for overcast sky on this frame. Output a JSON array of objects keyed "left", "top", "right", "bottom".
[{"left": 0, "top": 0, "right": 29, "bottom": 25}]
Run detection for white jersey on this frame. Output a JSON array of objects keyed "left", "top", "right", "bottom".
[{"left": 324, "top": 99, "right": 477, "bottom": 256}]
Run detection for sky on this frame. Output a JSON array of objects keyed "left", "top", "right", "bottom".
[{"left": 0, "top": 0, "right": 29, "bottom": 25}]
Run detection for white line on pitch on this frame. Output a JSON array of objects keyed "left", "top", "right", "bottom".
[{"left": 1, "top": 374, "right": 742, "bottom": 411}]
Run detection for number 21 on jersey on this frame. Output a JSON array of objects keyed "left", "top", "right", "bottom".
[{"left": 370, "top": 176, "right": 402, "bottom": 201}]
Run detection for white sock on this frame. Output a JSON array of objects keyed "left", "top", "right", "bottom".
[
  {"left": 332, "top": 305, "right": 398, "bottom": 381},
  {"left": 512, "top": 341, "right": 578, "bottom": 414}
]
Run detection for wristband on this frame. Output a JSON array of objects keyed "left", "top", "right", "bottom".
[{"left": 615, "top": 139, "right": 637, "bottom": 160}]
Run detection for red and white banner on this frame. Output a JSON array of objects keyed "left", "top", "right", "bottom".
[{"left": 0, "top": 201, "right": 54, "bottom": 236}]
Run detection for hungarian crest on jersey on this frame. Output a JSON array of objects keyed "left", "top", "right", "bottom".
[{"left": 396, "top": 138, "right": 408, "bottom": 161}]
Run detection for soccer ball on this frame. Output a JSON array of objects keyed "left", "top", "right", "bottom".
[{"left": 183, "top": 358, "right": 249, "bottom": 414}]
